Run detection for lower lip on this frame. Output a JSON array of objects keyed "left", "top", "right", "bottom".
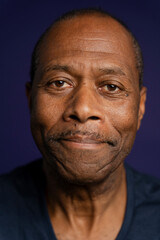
[{"left": 59, "top": 140, "right": 105, "bottom": 150}]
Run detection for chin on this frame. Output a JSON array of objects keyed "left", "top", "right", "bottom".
[
  {"left": 44, "top": 152, "right": 123, "bottom": 186},
  {"left": 56, "top": 169, "right": 110, "bottom": 186}
]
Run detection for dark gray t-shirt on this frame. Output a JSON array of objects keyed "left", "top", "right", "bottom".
[{"left": 0, "top": 160, "right": 160, "bottom": 240}]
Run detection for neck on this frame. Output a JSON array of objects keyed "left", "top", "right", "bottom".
[{"left": 44, "top": 162, "right": 127, "bottom": 239}]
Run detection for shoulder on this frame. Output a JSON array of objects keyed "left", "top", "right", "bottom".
[
  {"left": 126, "top": 163, "right": 160, "bottom": 205},
  {"left": 0, "top": 159, "right": 43, "bottom": 182},
  {"left": 0, "top": 159, "right": 43, "bottom": 205},
  {"left": 124, "top": 164, "right": 160, "bottom": 239},
  {"left": 0, "top": 160, "right": 47, "bottom": 239}
]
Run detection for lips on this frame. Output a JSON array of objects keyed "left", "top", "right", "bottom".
[
  {"left": 56, "top": 136, "right": 106, "bottom": 150},
  {"left": 58, "top": 135, "right": 103, "bottom": 144},
  {"left": 47, "top": 130, "right": 118, "bottom": 148}
]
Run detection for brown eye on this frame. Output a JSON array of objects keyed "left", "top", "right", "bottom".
[
  {"left": 52, "top": 80, "right": 65, "bottom": 87},
  {"left": 99, "top": 83, "right": 122, "bottom": 96},
  {"left": 47, "top": 80, "right": 72, "bottom": 90},
  {"left": 105, "top": 84, "right": 119, "bottom": 92}
]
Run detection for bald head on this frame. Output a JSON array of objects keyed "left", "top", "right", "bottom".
[
  {"left": 30, "top": 8, "right": 143, "bottom": 88},
  {"left": 27, "top": 8, "right": 147, "bottom": 186}
]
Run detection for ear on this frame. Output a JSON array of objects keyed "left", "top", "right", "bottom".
[
  {"left": 26, "top": 82, "right": 32, "bottom": 112},
  {"left": 137, "top": 86, "right": 147, "bottom": 130}
]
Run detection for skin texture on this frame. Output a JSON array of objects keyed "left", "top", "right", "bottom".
[{"left": 26, "top": 14, "right": 146, "bottom": 240}]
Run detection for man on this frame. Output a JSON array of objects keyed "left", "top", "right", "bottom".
[{"left": 0, "top": 8, "right": 160, "bottom": 240}]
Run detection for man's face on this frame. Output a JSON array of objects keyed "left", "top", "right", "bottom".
[{"left": 27, "top": 15, "right": 146, "bottom": 184}]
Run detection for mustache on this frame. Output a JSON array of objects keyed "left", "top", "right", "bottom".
[{"left": 46, "top": 130, "right": 118, "bottom": 147}]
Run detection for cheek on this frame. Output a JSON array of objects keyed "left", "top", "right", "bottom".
[
  {"left": 105, "top": 98, "right": 139, "bottom": 136},
  {"left": 30, "top": 93, "right": 66, "bottom": 154},
  {"left": 31, "top": 93, "right": 63, "bottom": 129},
  {"left": 102, "top": 98, "right": 140, "bottom": 159}
]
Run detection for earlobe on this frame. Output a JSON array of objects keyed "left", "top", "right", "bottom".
[
  {"left": 26, "top": 82, "right": 32, "bottom": 111},
  {"left": 137, "top": 86, "right": 147, "bottom": 130}
]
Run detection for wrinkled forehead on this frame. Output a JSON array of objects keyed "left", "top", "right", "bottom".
[{"left": 37, "top": 15, "right": 137, "bottom": 75}]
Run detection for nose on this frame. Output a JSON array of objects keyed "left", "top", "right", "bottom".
[{"left": 63, "top": 85, "right": 104, "bottom": 123}]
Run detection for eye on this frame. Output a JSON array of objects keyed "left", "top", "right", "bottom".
[
  {"left": 105, "top": 84, "right": 119, "bottom": 92},
  {"left": 48, "top": 80, "right": 72, "bottom": 89},
  {"left": 100, "top": 84, "right": 120, "bottom": 93},
  {"left": 98, "top": 81, "right": 125, "bottom": 97}
]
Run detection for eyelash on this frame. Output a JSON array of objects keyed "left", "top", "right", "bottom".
[
  {"left": 45, "top": 79, "right": 124, "bottom": 96},
  {"left": 98, "top": 81, "right": 124, "bottom": 95},
  {"left": 47, "top": 80, "right": 72, "bottom": 89},
  {"left": 102, "top": 84, "right": 120, "bottom": 92}
]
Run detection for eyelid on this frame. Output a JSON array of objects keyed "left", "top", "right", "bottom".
[
  {"left": 47, "top": 77, "right": 74, "bottom": 85},
  {"left": 97, "top": 80, "right": 127, "bottom": 97},
  {"left": 42, "top": 78, "right": 75, "bottom": 95},
  {"left": 99, "top": 84, "right": 120, "bottom": 92},
  {"left": 48, "top": 80, "right": 72, "bottom": 89},
  {"left": 51, "top": 81, "right": 68, "bottom": 86},
  {"left": 99, "top": 80, "right": 124, "bottom": 89}
]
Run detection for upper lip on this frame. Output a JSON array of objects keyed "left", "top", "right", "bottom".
[{"left": 58, "top": 135, "right": 104, "bottom": 144}]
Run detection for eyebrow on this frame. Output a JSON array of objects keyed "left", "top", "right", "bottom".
[
  {"left": 98, "top": 67, "right": 126, "bottom": 76},
  {"left": 43, "top": 64, "right": 73, "bottom": 73},
  {"left": 43, "top": 64, "right": 126, "bottom": 77}
]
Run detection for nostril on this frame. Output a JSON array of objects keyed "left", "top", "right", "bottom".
[
  {"left": 70, "top": 115, "right": 80, "bottom": 121},
  {"left": 68, "top": 115, "right": 100, "bottom": 122},
  {"left": 89, "top": 116, "right": 100, "bottom": 120}
]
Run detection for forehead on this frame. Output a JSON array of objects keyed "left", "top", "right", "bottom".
[{"left": 37, "top": 15, "right": 138, "bottom": 82}]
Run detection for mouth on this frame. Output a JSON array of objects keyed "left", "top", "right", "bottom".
[
  {"left": 57, "top": 135, "right": 114, "bottom": 149},
  {"left": 47, "top": 129, "right": 117, "bottom": 151}
]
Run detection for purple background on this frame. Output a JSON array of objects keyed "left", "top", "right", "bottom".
[{"left": 1, "top": 0, "right": 160, "bottom": 177}]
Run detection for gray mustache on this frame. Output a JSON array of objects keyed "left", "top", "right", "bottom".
[{"left": 47, "top": 130, "right": 118, "bottom": 147}]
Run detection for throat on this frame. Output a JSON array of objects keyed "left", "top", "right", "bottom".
[{"left": 44, "top": 163, "right": 127, "bottom": 239}]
